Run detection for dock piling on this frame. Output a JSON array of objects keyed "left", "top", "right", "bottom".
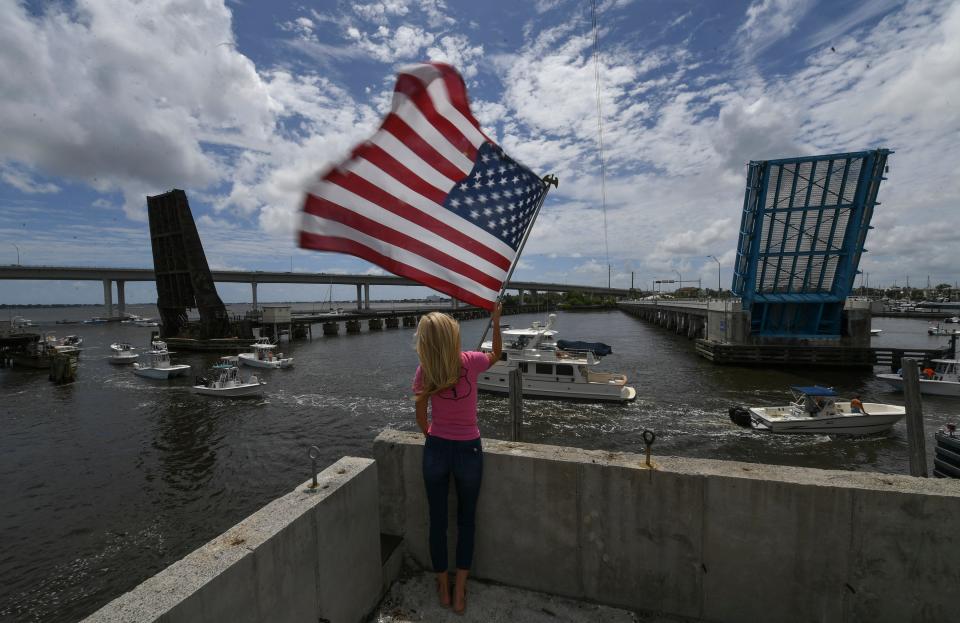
[{"left": 901, "top": 358, "right": 928, "bottom": 477}]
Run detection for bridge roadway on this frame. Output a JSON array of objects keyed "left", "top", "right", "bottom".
[{"left": 0, "top": 265, "right": 630, "bottom": 316}]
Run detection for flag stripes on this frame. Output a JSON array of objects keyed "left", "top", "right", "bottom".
[{"left": 299, "top": 62, "right": 545, "bottom": 310}]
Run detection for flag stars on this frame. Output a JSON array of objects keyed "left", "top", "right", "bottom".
[
  {"left": 450, "top": 198, "right": 461, "bottom": 208},
  {"left": 477, "top": 193, "right": 488, "bottom": 203},
  {"left": 463, "top": 196, "right": 474, "bottom": 206},
  {"left": 495, "top": 205, "right": 505, "bottom": 214},
  {"left": 469, "top": 210, "right": 480, "bottom": 219},
  {"left": 483, "top": 207, "right": 493, "bottom": 217}
]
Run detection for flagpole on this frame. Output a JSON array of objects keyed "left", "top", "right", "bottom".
[{"left": 476, "top": 174, "right": 558, "bottom": 349}]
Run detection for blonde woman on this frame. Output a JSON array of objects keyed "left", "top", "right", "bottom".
[{"left": 413, "top": 303, "right": 502, "bottom": 614}]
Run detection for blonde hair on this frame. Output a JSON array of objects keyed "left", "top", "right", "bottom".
[{"left": 415, "top": 312, "right": 462, "bottom": 397}]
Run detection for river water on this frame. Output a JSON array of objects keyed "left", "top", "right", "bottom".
[{"left": 0, "top": 305, "right": 956, "bottom": 621}]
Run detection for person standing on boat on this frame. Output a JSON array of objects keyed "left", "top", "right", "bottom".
[
  {"left": 413, "top": 303, "right": 502, "bottom": 614},
  {"left": 850, "top": 394, "right": 867, "bottom": 414}
]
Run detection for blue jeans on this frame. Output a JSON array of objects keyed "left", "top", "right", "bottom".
[{"left": 422, "top": 435, "right": 483, "bottom": 571}]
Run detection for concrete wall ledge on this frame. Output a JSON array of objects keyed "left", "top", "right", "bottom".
[
  {"left": 374, "top": 429, "right": 960, "bottom": 623},
  {"left": 85, "top": 457, "right": 382, "bottom": 623}
]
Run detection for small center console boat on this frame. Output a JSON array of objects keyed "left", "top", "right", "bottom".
[
  {"left": 730, "top": 386, "right": 905, "bottom": 435},
  {"left": 132, "top": 341, "right": 191, "bottom": 379},
  {"left": 109, "top": 342, "right": 138, "bottom": 364},
  {"left": 192, "top": 358, "right": 265, "bottom": 397},
  {"left": 876, "top": 359, "right": 960, "bottom": 396},
  {"left": 238, "top": 338, "right": 294, "bottom": 369}
]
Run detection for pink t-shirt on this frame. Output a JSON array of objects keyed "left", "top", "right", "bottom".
[{"left": 413, "top": 351, "right": 491, "bottom": 440}]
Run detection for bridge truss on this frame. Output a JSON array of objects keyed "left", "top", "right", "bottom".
[{"left": 732, "top": 149, "right": 890, "bottom": 338}]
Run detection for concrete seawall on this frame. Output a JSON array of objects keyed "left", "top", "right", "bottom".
[
  {"left": 84, "top": 457, "right": 383, "bottom": 623},
  {"left": 84, "top": 432, "right": 960, "bottom": 623},
  {"left": 375, "top": 430, "right": 960, "bottom": 622}
]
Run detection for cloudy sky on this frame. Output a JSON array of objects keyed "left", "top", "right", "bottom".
[{"left": 2, "top": 0, "right": 959, "bottom": 305}]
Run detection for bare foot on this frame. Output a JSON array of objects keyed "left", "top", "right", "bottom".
[
  {"left": 436, "top": 572, "right": 451, "bottom": 608},
  {"left": 453, "top": 568, "right": 469, "bottom": 614}
]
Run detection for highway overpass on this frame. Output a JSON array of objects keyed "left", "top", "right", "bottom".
[{"left": 0, "top": 265, "right": 631, "bottom": 315}]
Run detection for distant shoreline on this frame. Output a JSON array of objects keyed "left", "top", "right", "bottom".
[{"left": 1, "top": 299, "right": 452, "bottom": 309}]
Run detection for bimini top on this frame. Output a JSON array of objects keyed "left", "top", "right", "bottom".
[
  {"left": 791, "top": 385, "right": 837, "bottom": 397},
  {"left": 556, "top": 340, "right": 613, "bottom": 357}
]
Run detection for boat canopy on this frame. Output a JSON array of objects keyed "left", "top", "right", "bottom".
[
  {"left": 557, "top": 340, "right": 613, "bottom": 357},
  {"left": 791, "top": 385, "right": 837, "bottom": 396}
]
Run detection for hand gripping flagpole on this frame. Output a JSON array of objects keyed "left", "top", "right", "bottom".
[{"left": 476, "top": 174, "right": 559, "bottom": 349}]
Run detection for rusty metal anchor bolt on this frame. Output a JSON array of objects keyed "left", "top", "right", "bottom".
[
  {"left": 308, "top": 445, "right": 321, "bottom": 489},
  {"left": 642, "top": 429, "right": 656, "bottom": 468}
]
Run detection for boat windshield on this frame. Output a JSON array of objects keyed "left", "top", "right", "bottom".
[{"left": 934, "top": 361, "right": 956, "bottom": 376}]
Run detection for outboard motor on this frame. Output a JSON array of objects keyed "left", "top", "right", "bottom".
[{"left": 729, "top": 406, "right": 753, "bottom": 428}]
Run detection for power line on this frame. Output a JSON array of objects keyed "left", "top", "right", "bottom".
[{"left": 590, "top": 0, "right": 611, "bottom": 287}]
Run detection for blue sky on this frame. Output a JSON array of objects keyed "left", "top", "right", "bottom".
[{"left": 2, "top": 0, "right": 959, "bottom": 304}]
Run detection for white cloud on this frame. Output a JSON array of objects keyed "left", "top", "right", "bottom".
[
  {"left": 0, "top": 0, "right": 278, "bottom": 219},
  {"left": 426, "top": 34, "right": 484, "bottom": 78},
  {"left": 737, "top": 0, "right": 816, "bottom": 58},
  {"left": 347, "top": 24, "right": 436, "bottom": 62},
  {"left": 0, "top": 166, "right": 60, "bottom": 194}
]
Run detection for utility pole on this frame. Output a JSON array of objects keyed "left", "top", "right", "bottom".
[{"left": 630, "top": 271, "right": 634, "bottom": 291}]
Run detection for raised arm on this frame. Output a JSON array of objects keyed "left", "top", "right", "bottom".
[
  {"left": 486, "top": 302, "right": 502, "bottom": 368},
  {"left": 415, "top": 394, "right": 429, "bottom": 436}
]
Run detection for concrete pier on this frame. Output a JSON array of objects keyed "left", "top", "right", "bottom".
[
  {"left": 102, "top": 279, "right": 113, "bottom": 318},
  {"left": 375, "top": 430, "right": 960, "bottom": 623},
  {"left": 84, "top": 458, "right": 383, "bottom": 623},
  {"left": 619, "top": 299, "right": 947, "bottom": 367},
  {"left": 322, "top": 321, "right": 339, "bottom": 336},
  {"left": 86, "top": 431, "right": 960, "bottom": 623},
  {"left": 116, "top": 280, "right": 126, "bottom": 316},
  {"left": 368, "top": 318, "right": 383, "bottom": 331},
  {"left": 346, "top": 319, "right": 361, "bottom": 334}
]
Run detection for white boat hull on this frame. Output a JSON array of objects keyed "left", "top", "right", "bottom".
[
  {"left": 109, "top": 354, "right": 139, "bottom": 365},
  {"left": 748, "top": 402, "right": 905, "bottom": 435},
  {"left": 876, "top": 374, "right": 960, "bottom": 396},
  {"left": 238, "top": 353, "right": 293, "bottom": 369},
  {"left": 192, "top": 383, "right": 264, "bottom": 397},
  {"left": 133, "top": 363, "right": 191, "bottom": 379},
  {"left": 477, "top": 372, "right": 636, "bottom": 402}
]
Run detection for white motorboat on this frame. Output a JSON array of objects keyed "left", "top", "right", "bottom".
[
  {"left": 730, "top": 386, "right": 906, "bottom": 435},
  {"left": 478, "top": 314, "right": 636, "bottom": 402},
  {"left": 134, "top": 319, "right": 160, "bottom": 327},
  {"left": 945, "top": 317, "right": 960, "bottom": 324},
  {"left": 42, "top": 332, "right": 84, "bottom": 354},
  {"left": 870, "top": 328, "right": 882, "bottom": 336},
  {"left": 83, "top": 317, "right": 109, "bottom": 325},
  {"left": 876, "top": 359, "right": 960, "bottom": 396},
  {"left": 192, "top": 359, "right": 265, "bottom": 397},
  {"left": 928, "top": 324, "right": 960, "bottom": 336},
  {"left": 108, "top": 342, "right": 139, "bottom": 364},
  {"left": 238, "top": 338, "right": 294, "bottom": 369},
  {"left": 11, "top": 316, "right": 34, "bottom": 330},
  {"left": 61, "top": 335, "right": 83, "bottom": 347},
  {"left": 132, "top": 341, "right": 191, "bottom": 379}
]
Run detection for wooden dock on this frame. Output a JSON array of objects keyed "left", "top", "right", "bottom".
[{"left": 695, "top": 341, "right": 950, "bottom": 369}]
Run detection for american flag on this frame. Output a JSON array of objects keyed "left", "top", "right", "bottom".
[{"left": 299, "top": 62, "right": 547, "bottom": 310}]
